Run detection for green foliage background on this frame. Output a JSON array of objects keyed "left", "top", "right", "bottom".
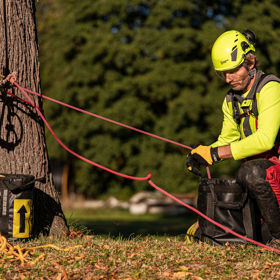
[{"left": 36, "top": 0, "right": 280, "bottom": 199}]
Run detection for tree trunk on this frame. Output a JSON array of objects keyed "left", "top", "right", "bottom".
[{"left": 0, "top": 0, "right": 68, "bottom": 236}]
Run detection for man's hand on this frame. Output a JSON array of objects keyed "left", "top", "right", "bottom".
[
  {"left": 186, "top": 145, "right": 220, "bottom": 176},
  {"left": 185, "top": 156, "right": 202, "bottom": 176}
]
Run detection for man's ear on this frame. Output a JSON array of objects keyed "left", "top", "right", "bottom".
[{"left": 249, "top": 62, "right": 255, "bottom": 70}]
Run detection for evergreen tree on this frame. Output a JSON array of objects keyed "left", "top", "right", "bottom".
[{"left": 36, "top": 0, "right": 280, "bottom": 199}]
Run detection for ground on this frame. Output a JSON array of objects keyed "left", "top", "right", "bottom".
[{"left": 0, "top": 208, "right": 279, "bottom": 279}]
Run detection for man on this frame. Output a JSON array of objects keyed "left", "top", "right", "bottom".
[{"left": 186, "top": 30, "right": 280, "bottom": 245}]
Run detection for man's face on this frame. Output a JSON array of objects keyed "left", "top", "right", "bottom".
[{"left": 223, "top": 65, "right": 251, "bottom": 92}]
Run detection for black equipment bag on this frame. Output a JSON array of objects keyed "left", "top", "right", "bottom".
[
  {"left": 0, "top": 174, "right": 35, "bottom": 240},
  {"left": 197, "top": 177, "right": 260, "bottom": 244}
]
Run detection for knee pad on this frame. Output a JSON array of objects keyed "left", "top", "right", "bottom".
[
  {"left": 236, "top": 159, "right": 274, "bottom": 195},
  {"left": 237, "top": 160, "right": 280, "bottom": 239}
]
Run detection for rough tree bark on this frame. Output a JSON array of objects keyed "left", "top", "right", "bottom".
[{"left": 0, "top": 0, "right": 68, "bottom": 236}]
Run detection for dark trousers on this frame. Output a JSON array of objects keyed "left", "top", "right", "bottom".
[{"left": 236, "top": 159, "right": 280, "bottom": 239}]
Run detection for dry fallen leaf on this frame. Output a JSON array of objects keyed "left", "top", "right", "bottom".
[
  {"left": 74, "top": 253, "right": 85, "bottom": 260},
  {"left": 263, "top": 262, "right": 271, "bottom": 269},
  {"left": 173, "top": 271, "right": 192, "bottom": 278},
  {"left": 163, "top": 271, "right": 173, "bottom": 278},
  {"left": 192, "top": 276, "right": 204, "bottom": 280},
  {"left": 183, "top": 246, "right": 191, "bottom": 252},
  {"left": 95, "top": 263, "right": 102, "bottom": 269},
  {"left": 179, "top": 265, "right": 190, "bottom": 271},
  {"left": 252, "top": 273, "right": 260, "bottom": 280},
  {"left": 19, "top": 274, "right": 26, "bottom": 280}
]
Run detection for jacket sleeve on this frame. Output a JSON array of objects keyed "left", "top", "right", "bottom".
[
  {"left": 230, "top": 81, "right": 280, "bottom": 160},
  {"left": 211, "top": 98, "right": 241, "bottom": 148}
]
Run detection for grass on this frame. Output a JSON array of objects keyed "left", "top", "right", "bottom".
[
  {"left": 0, "top": 208, "right": 279, "bottom": 279},
  {"left": 64, "top": 208, "right": 197, "bottom": 237}
]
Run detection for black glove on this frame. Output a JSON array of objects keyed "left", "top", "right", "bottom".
[{"left": 186, "top": 145, "right": 220, "bottom": 176}]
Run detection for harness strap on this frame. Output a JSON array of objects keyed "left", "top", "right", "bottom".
[
  {"left": 227, "top": 71, "right": 280, "bottom": 123},
  {"left": 246, "top": 70, "right": 264, "bottom": 100}
]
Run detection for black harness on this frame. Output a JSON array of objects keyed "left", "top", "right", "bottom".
[{"left": 227, "top": 70, "right": 280, "bottom": 125}]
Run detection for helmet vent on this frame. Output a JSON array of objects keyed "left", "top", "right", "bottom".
[
  {"left": 231, "top": 48, "right": 237, "bottom": 61},
  {"left": 241, "top": 41, "right": 249, "bottom": 51}
]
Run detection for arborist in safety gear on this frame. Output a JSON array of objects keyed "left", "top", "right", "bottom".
[{"left": 186, "top": 30, "right": 280, "bottom": 246}]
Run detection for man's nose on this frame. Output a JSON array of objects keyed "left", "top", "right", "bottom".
[{"left": 225, "top": 73, "right": 232, "bottom": 83}]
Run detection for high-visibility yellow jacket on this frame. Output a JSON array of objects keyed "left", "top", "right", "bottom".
[{"left": 211, "top": 71, "right": 280, "bottom": 160}]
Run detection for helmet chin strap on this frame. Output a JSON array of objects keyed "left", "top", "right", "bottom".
[
  {"left": 242, "top": 63, "right": 256, "bottom": 80},
  {"left": 240, "top": 64, "right": 256, "bottom": 92},
  {"left": 248, "top": 67, "right": 256, "bottom": 80}
]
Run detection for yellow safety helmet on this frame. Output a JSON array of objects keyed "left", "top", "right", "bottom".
[{"left": 211, "top": 30, "right": 256, "bottom": 72}]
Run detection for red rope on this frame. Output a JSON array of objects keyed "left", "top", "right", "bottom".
[
  {"left": 10, "top": 83, "right": 280, "bottom": 254},
  {"left": 13, "top": 87, "right": 212, "bottom": 179},
  {"left": 20, "top": 88, "right": 192, "bottom": 149},
  {"left": 148, "top": 179, "right": 280, "bottom": 254},
  {"left": 14, "top": 83, "right": 151, "bottom": 181}
]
